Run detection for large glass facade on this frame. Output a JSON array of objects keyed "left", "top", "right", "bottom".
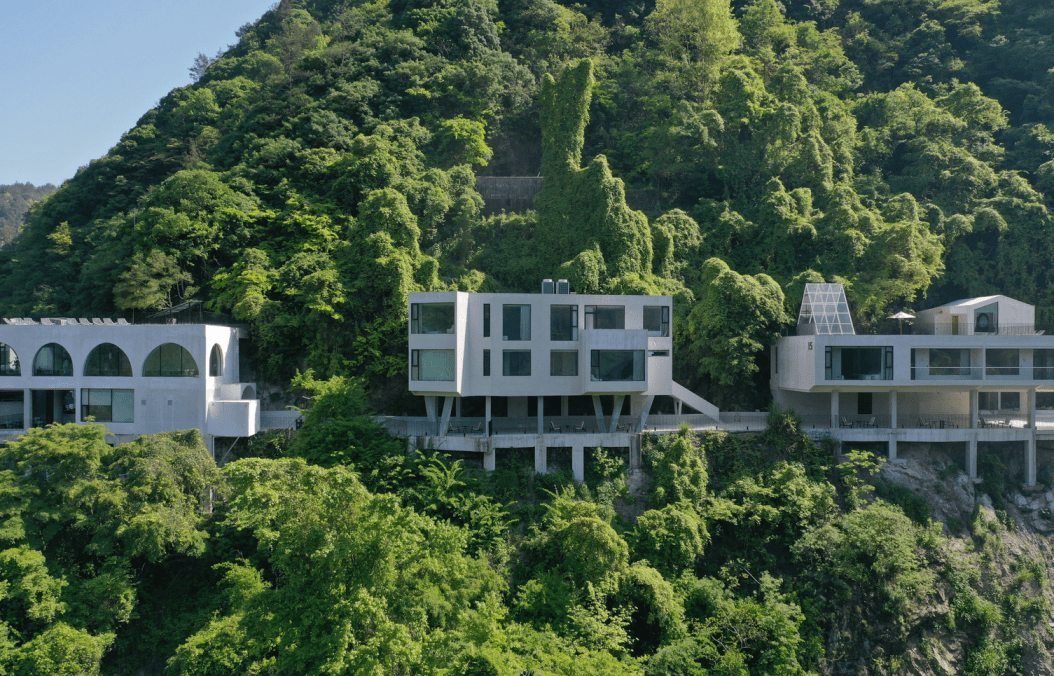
[
  {"left": 410, "top": 303, "right": 455, "bottom": 334},
  {"left": 143, "top": 344, "right": 199, "bottom": 377},
  {"left": 590, "top": 350, "right": 645, "bottom": 381},
  {"left": 550, "top": 305, "right": 578, "bottom": 341},
  {"left": 84, "top": 343, "right": 133, "bottom": 377},
  {"left": 411, "top": 350, "right": 455, "bottom": 381},
  {"left": 81, "top": 388, "right": 134, "bottom": 423},
  {"left": 824, "top": 347, "right": 893, "bottom": 380},
  {"left": 0, "top": 343, "right": 20, "bottom": 376},
  {"left": 550, "top": 350, "right": 578, "bottom": 376},
  {"left": 585, "top": 306, "right": 625, "bottom": 329},
  {"left": 503, "top": 305, "right": 531, "bottom": 341},
  {"left": 503, "top": 350, "right": 531, "bottom": 376},
  {"left": 33, "top": 344, "right": 73, "bottom": 376}
]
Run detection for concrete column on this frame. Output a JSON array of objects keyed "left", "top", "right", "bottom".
[
  {"left": 970, "top": 391, "right": 978, "bottom": 429},
  {"left": 561, "top": 396, "right": 569, "bottom": 417},
  {"left": 535, "top": 439, "right": 547, "bottom": 474},
  {"left": 890, "top": 390, "right": 898, "bottom": 429},
  {"left": 638, "top": 394, "right": 655, "bottom": 433},
  {"left": 455, "top": 397, "right": 462, "bottom": 418},
  {"left": 439, "top": 396, "right": 453, "bottom": 436},
  {"left": 537, "top": 395, "right": 544, "bottom": 435},
  {"left": 1028, "top": 388, "right": 1037, "bottom": 429},
  {"left": 1027, "top": 432, "right": 1037, "bottom": 486},
  {"left": 609, "top": 395, "right": 625, "bottom": 433},
  {"left": 629, "top": 434, "right": 641, "bottom": 469},
  {"left": 484, "top": 443, "right": 496, "bottom": 471},
  {"left": 485, "top": 396, "right": 492, "bottom": 435},
  {"left": 888, "top": 435, "right": 897, "bottom": 462},
  {"left": 74, "top": 388, "right": 81, "bottom": 423},
  {"left": 425, "top": 396, "right": 437, "bottom": 421},
  {"left": 592, "top": 395, "right": 605, "bottom": 433},
  {"left": 23, "top": 389, "right": 31, "bottom": 429},
  {"left": 572, "top": 444, "right": 585, "bottom": 482},
  {"left": 831, "top": 391, "right": 840, "bottom": 429},
  {"left": 968, "top": 435, "right": 978, "bottom": 480}
]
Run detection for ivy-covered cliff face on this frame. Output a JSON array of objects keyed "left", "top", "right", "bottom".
[{"left": 2, "top": 0, "right": 1053, "bottom": 407}]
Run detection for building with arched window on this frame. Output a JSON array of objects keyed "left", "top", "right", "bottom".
[{"left": 0, "top": 319, "right": 265, "bottom": 455}]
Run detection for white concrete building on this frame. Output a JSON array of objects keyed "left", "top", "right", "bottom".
[
  {"left": 772, "top": 284, "right": 1054, "bottom": 485},
  {"left": 0, "top": 317, "right": 261, "bottom": 453},
  {"left": 398, "top": 281, "right": 719, "bottom": 480}
]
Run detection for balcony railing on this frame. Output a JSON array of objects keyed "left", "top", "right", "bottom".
[{"left": 911, "top": 366, "right": 1054, "bottom": 380}]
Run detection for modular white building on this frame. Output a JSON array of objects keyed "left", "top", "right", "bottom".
[
  {"left": 0, "top": 317, "right": 261, "bottom": 452},
  {"left": 772, "top": 284, "right": 1054, "bottom": 485},
  {"left": 396, "top": 281, "right": 720, "bottom": 480}
]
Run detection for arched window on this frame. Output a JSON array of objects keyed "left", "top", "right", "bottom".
[
  {"left": 209, "top": 344, "right": 223, "bottom": 377},
  {"left": 143, "top": 343, "right": 199, "bottom": 377},
  {"left": 0, "top": 343, "right": 20, "bottom": 376},
  {"left": 33, "top": 344, "right": 73, "bottom": 377},
  {"left": 83, "top": 343, "right": 133, "bottom": 377},
  {"left": 241, "top": 386, "right": 256, "bottom": 399}
]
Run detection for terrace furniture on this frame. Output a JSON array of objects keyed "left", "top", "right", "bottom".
[
  {"left": 840, "top": 417, "right": 854, "bottom": 428},
  {"left": 917, "top": 417, "right": 933, "bottom": 428},
  {"left": 616, "top": 422, "right": 629, "bottom": 433},
  {"left": 447, "top": 423, "right": 462, "bottom": 435},
  {"left": 472, "top": 422, "right": 485, "bottom": 434},
  {"left": 864, "top": 417, "right": 877, "bottom": 428},
  {"left": 573, "top": 421, "right": 586, "bottom": 433},
  {"left": 117, "top": 318, "right": 131, "bottom": 326},
  {"left": 549, "top": 421, "right": 561, "bottom": 433}
]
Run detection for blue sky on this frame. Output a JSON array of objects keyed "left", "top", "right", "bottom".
[{"left": 0, "top": 0, "right": 277, "bottom": 186}]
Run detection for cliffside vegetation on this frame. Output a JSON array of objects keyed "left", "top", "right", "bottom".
[
  {"left": 0, "top": 183, "right": 57, "bottom": 248},
  {"left": 1, "top": 0, "right": 1052, "bottom": 407},
  {"left": 3, "top": 396, "right": 1053, "bottom": 675}
]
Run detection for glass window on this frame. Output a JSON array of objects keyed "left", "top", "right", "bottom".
[
  {"left": 483, "top": 304, "right": 490, "bottom": 338},
  {"left": 411, "top": 350, "right": 454, "bottom": 381},
  {"left": 986, "top": 349, "right": 1019, "bottom": 376},
  {"left": 644, "top": 306, "right": 670, "bottom": 336},
  {"left": 83, "top": 343, "right": 132, "bottom": 377},
  {"left": 550, "top": 305, "right": 578, "bottom": 341},
  {"left": 974, "top": 303, "right": 998, "bottom": 333},
  {"left": 979, "top": 392, "right": 998, "bottom": 410},
  {"left": 209, "top": 344, "right": 223, "bottom": 377},
  {"left": 1001, "top": 392, "right": 1021, "bottom": 410},
  {"left": 1036, "top": 349, "right": 1054, "bottom": 379},
  {"left": 143, "top": 344, "right": 199, "bottom": 377},
  {"left": 410, "top": 303, "right": 455, "bottom": 334},
  {"left": 550, "top": 350, "right": 578, "bottom": 376},
  {"left": 929, "top": 348, "right": 971, "bottom": 376},
  {"left": 483, "top": 349, "right": 490, "bottom": 377},
  {"left": 503, "top": 305, "right": 531, "bottom": 341},
  {"left": 33, "top": 344, "right": 73, "bottom": 376},
  {"left": 0, "top": 343, "right": 20, "bottom": 376},
  {"left": 81, "top": 388, "right": 134, "bottom": 423},
  {"left": 503, "top": 350, "right": 531, "bottom": 376},
  {"left": 585, "top": 305, "right": 625, "bottom": 329},
  {"left": 590, "top": 350, "right": 645, "bottom": 381}
]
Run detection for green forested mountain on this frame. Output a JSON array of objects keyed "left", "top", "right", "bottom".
[
  {"left": 0, "top": 183, "right": 57, "bottom": 248},
  {"left": 2, "top": 0, "right": 1052, "bottom": 408}
]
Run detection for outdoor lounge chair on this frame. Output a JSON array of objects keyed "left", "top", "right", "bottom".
[
  {"left": 573, "top": 421, "right": 586, "bottom": 433},
  {"left": 840, "top": 417, "right": 854, "bottom": 428},
  {"left": 549, "top": 421, "right": 561, "bottom": 433},
  {"left": 864, "top": 416, "right": 877, "bottom": 428},
  {"left": 472, "top": 421, "right": 485, "bottom": 434}
]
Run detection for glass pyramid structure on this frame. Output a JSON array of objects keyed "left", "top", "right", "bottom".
[{"left": 797, "top": 283, "right": 855, "bottom": 335}]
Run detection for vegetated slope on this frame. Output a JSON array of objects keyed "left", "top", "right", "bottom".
[
  {"left": 5, "top": 388, "right": 1054, "bottom": 676},
  {"left": 0, "top": 0, "right": 1052, "bottom": 409},
  {"left": 0, "top": 182, "right": 57, "bottom": 247}
]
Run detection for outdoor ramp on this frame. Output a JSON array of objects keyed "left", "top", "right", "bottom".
[{"left": 671, "top": 382, "right": 720, "bottom": 421}]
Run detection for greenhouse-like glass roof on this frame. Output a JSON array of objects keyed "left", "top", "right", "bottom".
[{"left": 797, "top": 283, "right": 855, "bottom": 335}]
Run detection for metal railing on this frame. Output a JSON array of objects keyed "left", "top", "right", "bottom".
[
  {"left": 910, "top": 366, "right": 1054, "bottom": 380},
  {"left": 260, "top": 410, "right": 302, "bottom": 431},
  {"left": 0, "top": 413, "right": 23, "bottom": 430}
]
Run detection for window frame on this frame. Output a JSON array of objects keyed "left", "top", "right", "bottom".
[
  {"left": 550, "top": 350, "right": 578, "bottom": 376},
  {"left": 143, "top": 344, "right": 199, "bottom": 378},
  {"left": 84, "top": 343, "right": 133, "bottom": 377},
  {"left": 550, "top": 304, "right": 579, "bottom": 341},
  {"left": 81, "top": 388, "right": 134, "bottom": 423},
  {"left": 502, "top": 350, "right": 531, "bottom": 377}
]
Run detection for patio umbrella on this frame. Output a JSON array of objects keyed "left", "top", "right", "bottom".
[{"left": 888, "top": 311, "right": 915, "bottom": 334}]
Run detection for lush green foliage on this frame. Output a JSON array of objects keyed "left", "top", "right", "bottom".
[{"left": 0, "top": 182, "right": 56, "bottom": 248}]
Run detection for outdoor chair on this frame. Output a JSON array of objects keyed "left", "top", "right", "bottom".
[
  {"left": 471, "top": 422, "right": 485, "bottom": 434},
  {"left": 840, "top": 417, "right": 854, "bottom": 428},
  {"left": 864, "top": 417, "right": 877, "bottom": 428},
  {"left": 573, "top": 421, "right": 586, "bottom": 433},
  {"left": 549, "top": 421, "right": 561, "bottom": 433}
]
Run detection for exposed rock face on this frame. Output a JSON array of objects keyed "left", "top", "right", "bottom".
[{"left": 879, "top": 450, "right": 975, "bottom": 527}]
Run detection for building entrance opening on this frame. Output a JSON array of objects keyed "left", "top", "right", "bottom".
[{"left": 32, "top": 390, "right": 75, "bottom": 427}]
